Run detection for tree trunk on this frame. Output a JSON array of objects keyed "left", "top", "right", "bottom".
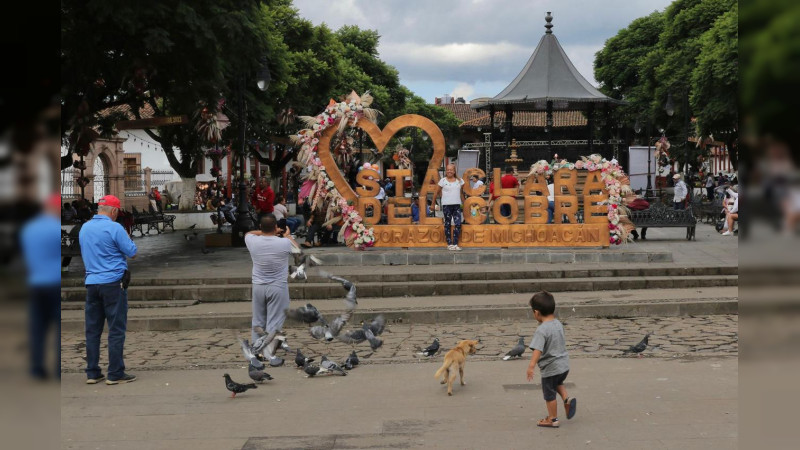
[{"left": 178, "top": 176, "right": 197, "bottom": 211}]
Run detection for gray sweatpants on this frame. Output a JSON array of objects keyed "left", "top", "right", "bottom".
[{"left": 251, "top": 283, "right": 290, "bottom": 343}]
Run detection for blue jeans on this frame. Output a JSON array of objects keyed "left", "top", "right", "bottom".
[
  {"left": 285, "top": 217, "right": 301, "bottom": 233},
  {"left": 547, "top": 201, "right": 555, "bottom": 224},
  {"left": 500, "top": 203, "right": 511, "bottom": 218},
  {"left": 29, "top": 285, "right": 60, "bottom": 379},
  {"left": 674, "top": 201, "right": 685, "bottom": 210},
  {"left": 85, "top": 281, "right": 128, "bottom": 380}
]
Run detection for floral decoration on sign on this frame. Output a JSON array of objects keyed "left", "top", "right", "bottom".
[
  {"left": 291, "top": 91, "right": 381, "bottom": 250},
  {"left": 529, "top": 154, "right": 633, "bottom": 245}
]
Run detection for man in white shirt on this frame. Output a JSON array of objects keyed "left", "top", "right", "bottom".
[
  {"left": 547, "top": 182, "right": 555, "bottom": 224},
  {"left": 672, "top": 174, "right": 688, "bottom": 210}
]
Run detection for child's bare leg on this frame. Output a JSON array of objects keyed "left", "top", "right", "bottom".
[
  {"left": 545, "top": 399, "right": 558, "bottom": 419},
  {"left": 556, "top": 384, "right": 568, "bottom": 402}
]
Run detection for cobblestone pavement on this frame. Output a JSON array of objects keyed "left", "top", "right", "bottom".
[{"left": 61, "top": 315, "right": 737, "bottom": 373}]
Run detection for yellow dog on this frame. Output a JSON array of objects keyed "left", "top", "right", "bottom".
[{"left": 434, "top": 339, "right": 480, "bottom": 396}]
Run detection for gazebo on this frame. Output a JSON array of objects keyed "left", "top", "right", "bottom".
[{"left": 471, "top": 11, "right": 625, "bottom": 171}]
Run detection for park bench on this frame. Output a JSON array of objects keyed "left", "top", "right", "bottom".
[
  {"left": 691, "top": 195, "right": 724, "bottom": 224},
  {"left": 131, "top": 206, "right": 161, "bottom": 236},
  {"left": 61, "top": 225, "right": 82, "bottom": 258},
  {"left": 629, "top": 201, "right": 697, "bottom": 241},
  {"left": 149, "top": 203, "right": 176, "bottom": 232}
]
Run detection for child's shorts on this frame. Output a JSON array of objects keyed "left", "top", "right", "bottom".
[{"left": 541, "top": 370, "right": 569, "bottom": 401}]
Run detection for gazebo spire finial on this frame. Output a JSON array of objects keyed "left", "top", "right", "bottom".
[{"left": 545, "top": 11, "right": 553, "bottom": 34}]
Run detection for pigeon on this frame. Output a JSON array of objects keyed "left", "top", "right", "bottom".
[
  {"left": 295, "top": 349, "right": 315, "bottom": 368},
  {"left": 623, "top": 332, "right": 653, "bottom": 357},
  {"left": 363, "top": 315, "right": 385, "bottom": 336},
  {"left": 502, "top": 337, "right": 527, "bottom": 360},
  {"left": 329, "top": 275, "right": 358, "bottom": 306},
  {"left": 238, "top": 337, "right": 265, "bottom": 370},
  {"left": 223, "top": 373, "right": 257, "bottom": 398},
  {"left": 418, "top": 338, "right": 440, "bottom": 357},
  {"left": 303, "top": 360, "right": 329, "bottom": 377},
  {"left": 320, "top": 355, "right": 347, "bottom": 376},
  {"left": 184, "top": 232, "right": 198, "bottom": 241},
  {"left": 363, "top": 327, "right": 383, "bottom": 350},
  {"left": 248, "top": 364, "right": 273, "bottom": 383},
  {"left": 338, "top": 326, "right": 382, "bottom": 350},
  {"left": 187, "top": 224, "right": 197, "bottom": 230},
  {"left": 289, "top": 264, "right": 307, "bottom": 280},
  {"left": 343, "top": 351, "right": 359, "bottom": 370},
  {"left": 286, "top": 303, "right": 322, "bottom": 324}
]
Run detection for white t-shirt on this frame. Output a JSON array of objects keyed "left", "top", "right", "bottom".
[
  {"left": 273, "top": 203, "right": 288, "bottom": 220},
  {"left": 547, "top": 183, "right": 555, "bottom": 202},
  {"left": 438, "top": 177, "right": 465, "bottom": 205},
  {"left": 470, "top": 179, "right": 484, "bottom": 190},
  {"left": 244, "top": 234, "right": 293, "bottom": 285},
  {"left": 375, "top": 187, "right": 386, "bottom": 201}
]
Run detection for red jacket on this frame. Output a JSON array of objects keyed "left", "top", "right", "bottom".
[
  {"left": 490, "top": 175, "right": 519, "bottom": 200},
  {"left": 252, "top": 186, "right": 275, "bottom": 213},
  {"left": 627, "top": 198, "right": 650, "bottom": 211}
]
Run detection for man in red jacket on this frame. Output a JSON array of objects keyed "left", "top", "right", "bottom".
[{"left": 251, "top": 177, "right": 275, "bottom": 222}]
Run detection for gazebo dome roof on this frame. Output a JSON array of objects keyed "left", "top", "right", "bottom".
[{"left": 473, "top": 12, "right": 624, "bottom": 111}]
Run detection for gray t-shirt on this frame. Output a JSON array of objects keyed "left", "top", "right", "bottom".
[
  {"left": 529, "top": 319, "right": 570, "bottom": 377},
  {"left": 244, "top": 234, "right": 293, "bottom": 285}
]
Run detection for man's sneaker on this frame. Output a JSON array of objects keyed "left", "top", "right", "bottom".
[
  {"left": 722, "top": 231, "right": 732, "bottom": 236},
  {"left": 86, "top": 375, "right": 105, "bottom": 384},
  {"left": 106, "top": 374, "right": 137, "bottom": 385},
  {"left": 268, "top": 356, "right": 285, "bottom": 367},
  {"left": 453, "top": 246, "right": 463, "bottom": 251}
]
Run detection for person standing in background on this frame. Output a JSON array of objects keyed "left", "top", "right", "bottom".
[
  {"left": 79, "top": 195, "right": 138, "bottom": 385},
  {"left": 20, "top": 193, "right": 62, "bottom": 380}
]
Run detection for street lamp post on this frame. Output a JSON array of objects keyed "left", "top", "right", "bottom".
[{"left": 231, "top": 59, "right": 271, "bottom": 247}]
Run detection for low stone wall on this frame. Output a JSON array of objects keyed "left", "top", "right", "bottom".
[{"left": 171, "top": 211, "right": 215, "bottom": 230}]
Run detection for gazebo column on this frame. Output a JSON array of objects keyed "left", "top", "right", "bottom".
[
  {"left": 546, "top": 100, "right": 553, "bottom": 155},
  {"left": 587, "top": 103, "right": 595, "bottom": 154},
  {"left": 604, "top": 103, "right": 611, "bottom": 159},
  {"left": 489, "top": 105, "right": 496, "bottom": 174},
  {"left": 505, "top": 105, "right": 514, "bottom": 161}
]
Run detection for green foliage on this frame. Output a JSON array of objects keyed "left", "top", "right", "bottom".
[
  {"left": 740, "top": 0, "right": 800, "bottom": 158},
  {"left": 594, "top": 0, "right": 738, "bottom": 168}
]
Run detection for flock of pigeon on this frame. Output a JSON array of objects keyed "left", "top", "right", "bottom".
[
  {"left": 222, "top": 255, "right": 655, "bottom": 397},
  {"left": 224, "top": 272, "right": 389, "bottom": 397}
]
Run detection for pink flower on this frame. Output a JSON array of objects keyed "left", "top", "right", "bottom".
[{"left": 608, "top": 223, "right": 615, "bottom": 230}]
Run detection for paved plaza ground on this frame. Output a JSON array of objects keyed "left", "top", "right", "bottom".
[{"left": 61, "top": 224, "right": 738, "bottom": 449}]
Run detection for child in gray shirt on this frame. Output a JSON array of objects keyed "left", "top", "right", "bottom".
[{"left": 526, "top": 291, "right": 577, "bottom": 428}]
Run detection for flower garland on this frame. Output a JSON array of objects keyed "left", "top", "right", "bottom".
[
  {"left": 529, "top": 154, "right": 632, "bottom": 245},
  {"left": 292, "top": 91, "right": 380, "bottom": 250}
]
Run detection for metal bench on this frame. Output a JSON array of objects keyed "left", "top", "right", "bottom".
[
  {"left": 630, "top": 202, "right": 697, "bottom": 241},
  {"left": 691, "top": 196, "right": 724, "bottom": 224},
  {"left": 150, "top": 203, "right": 176, "bottom": 232},
  {"left": 131, "top": 206, "right": 161, "bottom": 236}
]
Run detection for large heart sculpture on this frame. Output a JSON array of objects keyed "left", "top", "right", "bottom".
[{"left": 316, "top": 114, "right": 446, "bottom": 206}]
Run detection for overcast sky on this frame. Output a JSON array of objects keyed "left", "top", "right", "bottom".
[{"left": 292, "top": 0, "right": 675, "bottom": 103}]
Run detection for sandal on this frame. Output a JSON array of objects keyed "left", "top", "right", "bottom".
[
  {"left": 537, "top": 417, "right": 559, "bottom": 428},
  {"left": 301, "top": 242, "right": 313, "bottom": 248},
  {"left": 565, "top": 397, "right": 577, "bottom": 419}
]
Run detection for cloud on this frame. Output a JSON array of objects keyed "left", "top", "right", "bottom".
[
  {"left": 451, "top": 82, "right": 475, "bottom": 99},
  {"left": 292, "top": 0, "right": 675, "bottom": 101}
]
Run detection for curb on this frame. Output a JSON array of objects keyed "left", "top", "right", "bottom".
[{"left": 60, "top": 299, "right": 738, "bottom": 333}]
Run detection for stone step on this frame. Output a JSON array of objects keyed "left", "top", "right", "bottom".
[
  {"left": 60, "top": 300, "right": 199, "bottom": 311},
  {"left": 60, "top": 274, "right": 738, "bottom": 302},
  {"left": 60, "top": 265, "right": 737, "bottom": 288},
  {"left": 60, "top": 297, "right": 738, "bottom": 333}
]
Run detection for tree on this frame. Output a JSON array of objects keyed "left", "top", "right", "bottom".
[
  {"left": 61, "top": 0, "right": 289, "bottom": 210},
  {"left": 691, "top": 3, "right": 738, "bottom": 168}
]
